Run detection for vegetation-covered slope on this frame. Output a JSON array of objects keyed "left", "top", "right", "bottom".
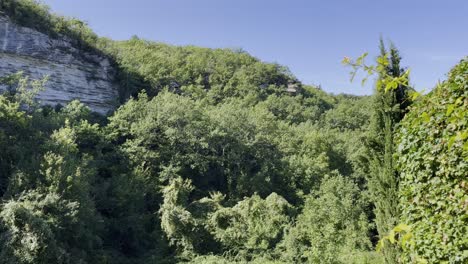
[{"left": 0, "top": 1, "right": 466, "bottom": 264}]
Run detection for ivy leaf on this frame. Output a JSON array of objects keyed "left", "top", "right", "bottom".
[
  {"left": 411, "top": 91, "right": 421, "bottom": 101},
  {"left": 401, "top": 232, "right": 413, "bottom": 250},
  {"left": 448, "top": 136, "right": 457, "bottom": 150},
  {"left": 388, "top": 230, "right": 396, "bottom": 244},
  {"left": 446, "top": 104, "right": 455, "bottom": 116},
  {"left": 394, "top": 223, "right": 410, "bottom": 232},
  {"left": 421, "top": 112, "right": 430, "bottom": 123},
  {"left": 376, "top": 239, "right": 385, "bottom": 252}
]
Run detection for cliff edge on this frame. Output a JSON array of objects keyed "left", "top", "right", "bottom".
[{"left": 0, "top": 14, "right": 118, "bottom": 113}]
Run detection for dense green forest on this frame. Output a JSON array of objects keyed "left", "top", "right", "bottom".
[{"left": 0, "top": 1, "right": 466, "bottom": 263}]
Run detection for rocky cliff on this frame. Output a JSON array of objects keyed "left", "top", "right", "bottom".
[{"left": 0, "top": 15, "right": 118, "bottom": 113}]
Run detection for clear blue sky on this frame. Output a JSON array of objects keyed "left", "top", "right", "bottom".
[{"left": 42, "top": 0, "right": 467, "bottom": 95}]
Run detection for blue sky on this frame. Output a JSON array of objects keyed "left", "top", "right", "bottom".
[{"left": 42, "top": 0, "right": 467, "bottom": 95}]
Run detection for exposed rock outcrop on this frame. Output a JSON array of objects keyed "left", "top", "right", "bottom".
[{"left": 0, "top": 15, "right": 118, "bottom": 113}]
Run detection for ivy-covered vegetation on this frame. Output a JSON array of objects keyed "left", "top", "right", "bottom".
[
  {"left": 396, "top": 59, "right": 468, "bottom": 263},
  {"left": 0, "top": 1, "right": 466, "bottom": 263}
]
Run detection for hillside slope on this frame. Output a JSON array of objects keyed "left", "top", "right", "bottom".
[
  {"left": 0, "top": 1, "right": 386, "bottom": 264},
  {"left": 0, "top": 0, "right": 330, "bottom": 113}
]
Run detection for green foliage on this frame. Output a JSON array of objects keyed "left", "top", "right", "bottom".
[
  {"left": 107, "top": 38, "right": 296, "bottom": 101},
  {"left": 0, "top": 71, "right": 47, "bottom": 110},
  {"left": 0, "top": 191, "right": 75, "bottom": 264},
  {"left": 322, "top": 95, "right": 372, "bottom": 131},
  {"left": 60, "top": 100, "right": 92, "bottom": 125},
  {"left": 376, "top": 224, "right": 427, "bottom": 263},
  {"left": 343, "top": 52, "right": 410, "bottom": 93},
  {"left": 208, "top": 193, "right": 293, "bottom": 258},
  {"left": 105, "top": 86, "right": 369, "bottom": 262},
  {"left": 0, "top": 95, "right": 28, "bottom": 193},
  {"left": 159, "top": 176, "right": 294, "bottom": 262},
  {"left": 279, "top": 175, "right": 373, "bottom": 264},
  {"left": 108, "top": 92, "right": 288, "bottom": 200},
  {"left": 0, "top": 73, "right": 49, "bottom": 194},
  {"left": 0, "top": 0, "right": 102, "bottom": 53},
  {"left": 185, "top": 255, "right": 286, "bottom": 264},
  {"left": 345, "top": 40, "right": 413, "bottom": 263},
  {"left": 0, "top": 189, "right": 101, "bottom": 264},
  {"left": 159, "top": 176, "right": 216, "bottom": 257},
  {"left": 0, "top": 3, "right": 416, "bottom": 264},
  {"left": 396, "top": 58, "right": 468, "bottom": 263}
]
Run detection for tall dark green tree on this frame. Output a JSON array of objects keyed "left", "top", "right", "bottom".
[{"left": 365, "top": 40, "right": 411, "bottom": 263}]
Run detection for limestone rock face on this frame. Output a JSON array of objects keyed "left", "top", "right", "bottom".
[{"left": 0, "top": 15, "right": 119, "bottom": 113}]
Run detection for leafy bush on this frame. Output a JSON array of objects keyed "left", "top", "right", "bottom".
[
  {"left": 279, "top": 175, "right": 372, "bottom": 263},
  {"left": 0, "top": 190, "right": 100, "bottom": 264},
  {"left": 396, "top": 58, "right": 468, "bottom": 263},
  {"left": 208, "top": 193, "right": 294, "bottom": 258}
]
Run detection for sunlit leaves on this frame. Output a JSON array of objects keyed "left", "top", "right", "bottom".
[
  {"left": 396, "top": 58, "right": 468, "bottom": 263},
  {"left": 343, "top": 52, "right": 411, "bottom": 94}
]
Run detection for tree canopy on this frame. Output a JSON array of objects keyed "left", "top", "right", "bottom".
[{"left": 0, "top": 1, "right": 466, "bottom": 263}]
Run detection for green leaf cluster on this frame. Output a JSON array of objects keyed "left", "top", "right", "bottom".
[{"left": 396, "top": 58, "right": 468, "bottom": 263}]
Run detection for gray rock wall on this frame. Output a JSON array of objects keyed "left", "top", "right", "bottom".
[{"left": 0, "top": 15, "right": 118, "bottom": 114}]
